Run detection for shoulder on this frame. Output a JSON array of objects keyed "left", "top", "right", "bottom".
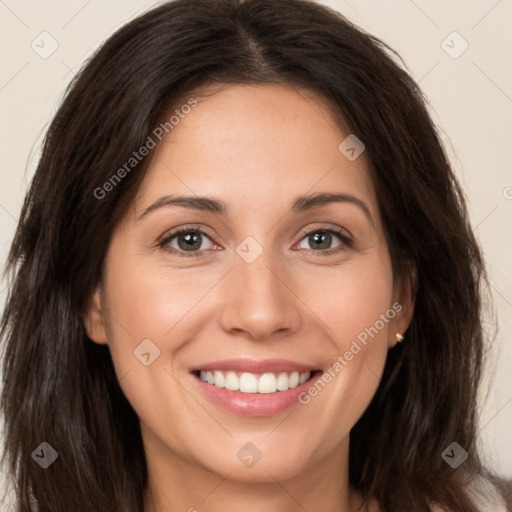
[
  {"left": 430, "top": 500, "right": 506, "bottom": 512},
  {"left": 469, "top": 477, "right": 509, "bottom": 512},
  {"left": 430, "top": 477, "right": 509, "bottom": 512}
]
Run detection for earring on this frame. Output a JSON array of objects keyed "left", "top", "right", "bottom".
[{"left": 395, "top": 332, "right": 404, "bottom": 343}]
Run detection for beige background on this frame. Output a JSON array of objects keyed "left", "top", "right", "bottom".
[{"left": 1, "top": 0, "right": 511, "bottom": 506}]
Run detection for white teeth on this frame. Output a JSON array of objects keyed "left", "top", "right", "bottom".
[
  {"left": 276, "top": 372, "right": 289, "bottom": 391},
  {"left": 213, "top": 370, "right": 225, "bottom": 388},
  {"left": 198, "top": 370, "right": 311, "bottom": 394},
  {"left": 289, "top": 371, "right": 299, "bottom": 388},
  {"left": 258, "top": 373, "right": 277, "bottom": 393},
  {"left": 239, "top": 372, "right": 258, "bottom": 393},
  {"left": 224, "top": 371, "right": 239, "bottom": 391}
]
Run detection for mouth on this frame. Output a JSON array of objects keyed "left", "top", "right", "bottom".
[
  {"left": 190, "top": 359, "right": 322, "bottom": 417},
  {"left": 194, "top": 369, "right": 314, "bottom": 393}
]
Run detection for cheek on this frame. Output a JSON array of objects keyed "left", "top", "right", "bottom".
[
  {"left": 99, "top": 251, "right": 229, "bottom": 439},
  {"left": 102, "top": 254, "right": 219, "bottom": 360},
  {"left": 294, "top": 253, "right": 393, "bottom": 431},
  {"left": 300, "top": 252, "right": 394, "bottom": 350},
  {"left": 99, "top": 257, "right": 212, "bottom": 442}
]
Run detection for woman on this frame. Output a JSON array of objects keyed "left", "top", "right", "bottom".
[{"left": 1, "top": 0, "right": 510, "bottom": 510}]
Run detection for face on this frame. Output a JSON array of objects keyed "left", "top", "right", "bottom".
[{"left": 85, "top": 84, "right": 413, "bottom": 485}]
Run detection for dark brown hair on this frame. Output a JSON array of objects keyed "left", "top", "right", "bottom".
[{"left": 1, "top": 0, "right": 510, "bottom": 510}]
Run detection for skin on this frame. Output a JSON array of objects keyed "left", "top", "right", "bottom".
[{"left": 84, "top": 84, "right": 414, "bottom": 512}]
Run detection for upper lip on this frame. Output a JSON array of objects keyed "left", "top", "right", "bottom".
[{"left": 190, "top": 358, "right": 318, "bottom": 374}]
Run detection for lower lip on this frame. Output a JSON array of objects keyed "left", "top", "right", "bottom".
[{"left": 192, "top": 372, "right": 321, "bottom": 417}]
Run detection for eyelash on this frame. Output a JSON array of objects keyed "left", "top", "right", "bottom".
[{"left": 157, "top": 224, "right": 353, "bottom": 258}]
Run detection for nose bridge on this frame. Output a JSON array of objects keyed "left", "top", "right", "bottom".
[{"left": 218, "top": 239, "right": 300, "bottom": 340}]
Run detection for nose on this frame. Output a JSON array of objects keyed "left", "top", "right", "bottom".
[{"left": 218, "top": 249, "right": 302, "bottom": 342}]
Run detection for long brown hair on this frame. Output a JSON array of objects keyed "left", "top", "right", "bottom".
[{"left": 1, "top": 0, "right": 509, "bottom": 510}]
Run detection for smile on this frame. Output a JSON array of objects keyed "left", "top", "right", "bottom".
[
  {"left": 197, "top": 370, "right": 312, "bottom": 393},
  {"left": 190, "top": 359, "right": 321, "bottom": 417}
]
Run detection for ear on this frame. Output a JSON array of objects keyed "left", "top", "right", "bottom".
[
  {"left": 388, "top": 265, "right": 416, "bottom": 349},
  {"left": 83, "top": 284, "right": 108, "bottom": 345}
]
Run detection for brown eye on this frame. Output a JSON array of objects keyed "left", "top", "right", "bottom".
[
  {"left": 175, "top": 231, "right": 203, "bottom": 251},
  {"left": 296, "top": 228, "right": 351, "bottom": 254},
  {"left": 307, "top": 231, "right": 334, "bottom": 250},
  {"left": 159, "top": 228, "right": 216, "bottom": 257}
]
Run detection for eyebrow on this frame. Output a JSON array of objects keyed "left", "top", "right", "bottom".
[{"left": 136, "top": 192, "right": 374, "bottom": 225}]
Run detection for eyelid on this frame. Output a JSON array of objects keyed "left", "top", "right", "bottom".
[{"left": 294, "top": 222, "right": 353, "bottom": 243}]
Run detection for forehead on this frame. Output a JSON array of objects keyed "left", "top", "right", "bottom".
[{"left": 132, "top": 84, "right": 378, "bottom": 224}]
